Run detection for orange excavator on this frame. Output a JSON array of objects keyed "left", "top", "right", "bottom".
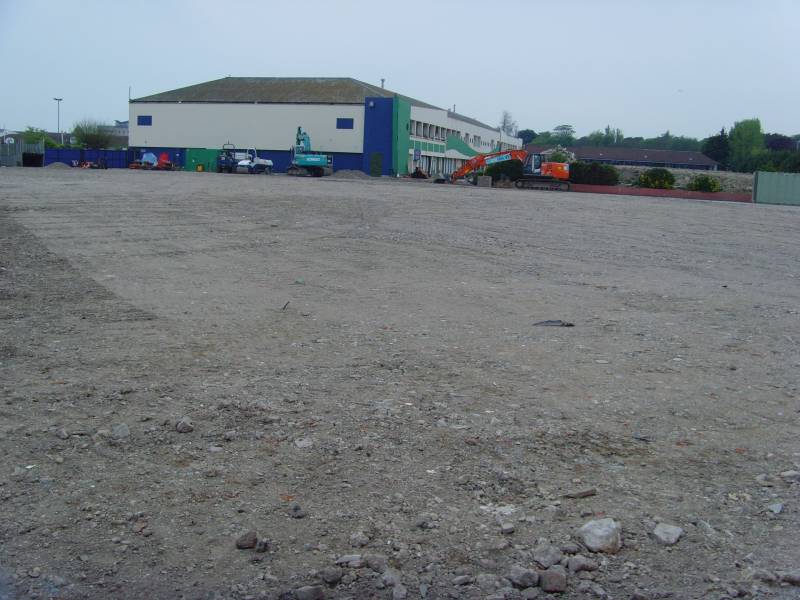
[{"left": 451, "top": 149, "right": 570, "bottom": 191}]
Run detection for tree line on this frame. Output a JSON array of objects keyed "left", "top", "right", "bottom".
[{"left": 500, "top": 113, "right": 800, "bottom": 173}]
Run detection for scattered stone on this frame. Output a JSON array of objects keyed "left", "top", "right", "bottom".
[
  {"left": 564, "top": 488, "right": 597, "bottom": 499},
  {"left": 476, "top": 573, "right": 502, "bottom": 591},
  {"left": 780, "top": 570, "right": 800, "bottom": 585},
  {"left": 568, "top": 555, "right": 599, "bottom": 574},
  {"left": 55, "top": 428, "right": 69, "bottom": 440},
  {"left": 290, "top": 503, "right": 307, "bottom": 519},
  {"left": 294, "top": 585, "right": 325, "bottom": 600},
  {"left": 533, "top": 540, "right": 563, "bottom": 569},
  {"left": 175, "top": 417, "right": 194, "bottom": 433},
  {"left": 521, "top": 588, "right": 540, "bottom": 599},
  {"left": 560, "top": 543, "right": 581, "bottom": 555},
  {"left": 578, "top": 518, "right": 622, "bottom": 554},
  {"left": 540, "top": 566, "right": 568, "bottom": 593},
  {"left": 392, "top": 584, "right": 408, "bottom": 600},
  {"left": 208, "top": 445, "right": 224, "bottom": 453},
  {"left": 294, "top": 437, "right": 313, "bottom": 449},
  {"left": 767, "top": 503, "right": 784, "bottom": 515},
  {"left": 350, "top": 530, "right": 370, "bottom": 547},
  {"left": 508, "top": 565, "right": 539, "bottom": 588},
  {"left": 500, "top": 522, "right": 515, "bottom": 535},
  {"left": 752, "top": 569, "right": 778, "bottom": 584},
  {"left": 452, "top": 575, "right": 474, "bottom": 586},
  {"left": 364, "top": 553, "right": 388, "bottom": 572},
  {"left": 236, "top": 530, "right": 258, "bottom": 549},
  {"left": 653, "top": 523, "right": 683, "bottom": 546},
  {"left": 255, "top": 538, "right": 270, "bottom": 553},
  {"left": 630, "top": 591, "right": 650, "bottom": 600},
  {"left": 335, "top": 554, "right": 364, "bottom": 568},
  {"left": 224, "top": 430, "right": 236, "bottom": 441},
  {"left": 111, "top": 423, "right": 130, "bottom": 440},
  {"left": 382, "top": 569, "right": 401, "bottom": 587},
  {"left": 779, "top": 470, "right": 800, "bottom": 482},
  {"left": 320, "top": 566, "right": 342, "bottom": 585}
]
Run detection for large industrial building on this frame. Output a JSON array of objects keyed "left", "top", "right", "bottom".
[{"left": 128, "top": 77, "right": 521, "bottom": 176}]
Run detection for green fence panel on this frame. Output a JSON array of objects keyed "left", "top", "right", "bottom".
[
  {"left": 185, "top": 148, "right": 219, "bottom": 173},
  {"left": 753, "top": 171, "right": 800, "bottom": 206}
]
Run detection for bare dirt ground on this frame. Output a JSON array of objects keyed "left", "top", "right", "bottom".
[{"left": 1, "top": 168, "right": 799, "bottom": 600}]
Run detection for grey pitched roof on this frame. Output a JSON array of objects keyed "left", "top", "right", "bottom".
[
  {"left": 131, "top": 77, "right": 502, "bottom": 132},
  {"left": 447, "top": 110, "right": 500, "bottom": 133},
  {"left": 131, "top": 77, "right": 439, "bottom": 109}
]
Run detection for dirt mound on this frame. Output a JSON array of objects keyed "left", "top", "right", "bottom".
[
  {"left": 331, "top": 169, "right": 371, "bottom": 180},
  {"left": 45, "top": 161, "right": 70, "bottom": 169}
]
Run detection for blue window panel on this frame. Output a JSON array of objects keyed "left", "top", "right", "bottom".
[
  {"left": 336, "top": 118, "right": 354, "bottom": 129},
  {"left": 137, "top": 115, "right": 152, "bottom": 126}
]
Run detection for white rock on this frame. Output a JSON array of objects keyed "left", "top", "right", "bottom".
[
  {"left": 653, "top": 523, "right": 683, "bottom": 545},
  {"left": 767, "top": 503, "right": 784, "bottom": 515},
  {"left": 578, "top": 518, "right": 622, "bottom": 554}
]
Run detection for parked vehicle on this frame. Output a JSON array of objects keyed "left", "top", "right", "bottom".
[
  {"left": 450, "top": 149, "right": 570, "bottom": 191},
  {"left": 287, "top": 127, "right": 332, "bottom": 177},
  {"left": 217, "top": 144, "right": 273, "bottom": 174}
]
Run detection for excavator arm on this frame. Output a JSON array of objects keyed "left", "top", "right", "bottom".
[{"left": 450, "top": 149, "right": 529, "bottom": 182}]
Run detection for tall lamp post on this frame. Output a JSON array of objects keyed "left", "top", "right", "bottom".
[{"left": 53, "top": 97, "right": 63, "bottom": 145}]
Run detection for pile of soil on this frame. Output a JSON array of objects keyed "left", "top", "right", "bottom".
[
  {"left": 331, "top": 169, "right": 372, "bottom": 180},
  {"left": 44, "top": 162, "right": 70, "bottom": 169}
]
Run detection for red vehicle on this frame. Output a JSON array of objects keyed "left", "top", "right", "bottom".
[
  {"left": 129, "top": 152, "right": 177, "bottom": 171},
  {"left": 451, "top": 149, "right": 570, "bottom": 191}
]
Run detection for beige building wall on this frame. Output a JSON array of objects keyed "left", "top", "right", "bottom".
[{"left": 129, "top": 102, "right": 365, "bottom": 152}]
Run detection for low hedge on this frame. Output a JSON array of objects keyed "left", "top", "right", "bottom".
[
  {"left": 569, "top": 161, "right": 620, "bottom": 185},
  {"left": 686, "top": 174, "right": 722, "bottom": 192},
  {"left": 637, "top": 168, "right": 675, "bottom": 189},
  {"left": 485, "top": 159, "right": 524, "bottom": 182}
]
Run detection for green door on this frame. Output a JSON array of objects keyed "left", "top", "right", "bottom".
[{"left": 369, "top": 152, "right": 382, "bottom": 177}]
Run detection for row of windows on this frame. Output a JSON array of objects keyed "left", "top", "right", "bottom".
[{"left": 409, "top": 119, "right": 496, "bottom": 150}]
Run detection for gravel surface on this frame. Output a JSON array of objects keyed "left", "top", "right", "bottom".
[{"left": 1, "top": 168, "right": 799, "bottom": 599}]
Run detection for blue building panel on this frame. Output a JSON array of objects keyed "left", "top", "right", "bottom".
[{"left": 362, "top": 97, "right": 394, "bottom": 176}]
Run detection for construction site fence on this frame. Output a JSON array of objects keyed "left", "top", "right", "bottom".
[{"left": 753, "top": 171, "right": 800, "bottom": 206}]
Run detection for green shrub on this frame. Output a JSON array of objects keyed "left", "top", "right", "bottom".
[
  {"left": 637, "top": 167, "right": 675, "bottom": 189},
  {"left": 686, "top": 174, "right": 722, "bottom": 192},
  {"left": 485, "top": 159, "right": 524, "bottom": 182},
  {"left": 548, "top": 151, "right": 569, "bottom": 163},
  {"left": 569, "top": 161, "right": 620, "bottom": 185}
]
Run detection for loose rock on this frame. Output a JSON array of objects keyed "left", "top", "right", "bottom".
[
  {"left": 320, "top": 567, "right": 342, "bottom": 585},
  {"left": 653, "top": 523, "right": 683, "bottom": 546},
  {"left": 255, "top": 538, "right": 270, "bottom": 553},
  {"left": 175, "top": 417, "right": 194, "bottom": 433},
  {"left": 392, "top": 584, "right": 408, "bottom": 600},
  {"left": 236, "top": 530, "right": 258, "bottom": 549},
  {"left": 500, "top": 522, "right": 515, "bottom": 535},
  {"left": 294, "top": 585, "right": 325, "bottom": 600},
  {"left": 567, "top": 555, "right": 599, "bottom": 574},
  {"left": 452, "top": 575, "right": 474, "bottom": 586},
  {"left": 290, "top": 503, "right": 307, "bottom": 519},
  {"left": 780, "top": 570, "right": 800, "bottom": 585},
  {"left": 508, "top": 565, "right": 539, "bottom": 588},
  {"left": 767, "top": 503, "right": 784, "bottom": 515},
  {"left": 111, "top": 423, "right": 130, "bottom": 440},
  {"left": 533, "top": 540, "right": 563, "bottom": 569},
  {"left": 578, "top": 518, "right": 622, "bottom": 554},
  {"left": 350, "top": 530, "right": 370, "bottom": 547},
  {"left": 540, "top": 566, "right": 568, "bottom": 593}
]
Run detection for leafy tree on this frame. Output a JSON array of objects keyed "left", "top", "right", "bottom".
[
  {"left": 517, "top": 129, "right": 537, "bottom": 145},
  {"left": 499, "top": 111, "right": 518, "bottom": 136},
  {"left": 701, "top": 128, "right": 730, "bottom": 169},
  {"left": 729, "top": 118, "right": 765, "bottom": 172},
  {"left": 764, "top": 133, "right": 794, "bottom": 152},
  {"left": 72, "top": 119, "right": 113, "bottom": 149},
  {"left": 22, "top": 126, "right": 60, "bottom": 148}
]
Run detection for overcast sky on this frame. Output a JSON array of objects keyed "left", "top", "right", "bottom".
[{"left": 1, "top": 0, "right": 797, "bottom": 139}]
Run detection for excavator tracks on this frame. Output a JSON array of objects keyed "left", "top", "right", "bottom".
[{"left": 514, "top": 178, "right": 570, "bottom": 192}]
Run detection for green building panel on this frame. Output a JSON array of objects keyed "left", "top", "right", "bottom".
[{"left": 392, "top": 96, "right": 411, "bottom": 176}]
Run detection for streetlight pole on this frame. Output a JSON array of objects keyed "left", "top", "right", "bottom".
[{"left": 53, "top": 98, "right": 63, "bottom": 145}]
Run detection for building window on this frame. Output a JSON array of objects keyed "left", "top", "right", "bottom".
[
  {"left": 336, "top": 118, "right": 354, "bottom": 129},
  {"left": 137, "top": 115, "right": 152, "bottom": 126}
]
